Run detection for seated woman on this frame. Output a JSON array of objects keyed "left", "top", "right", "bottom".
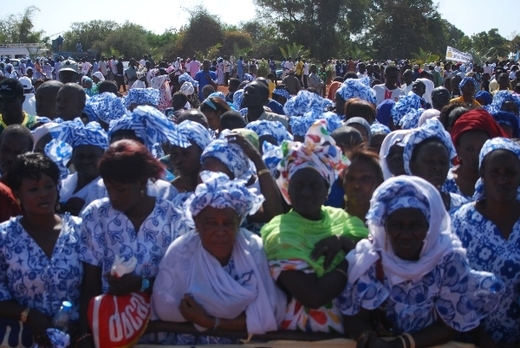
[
  {"left": 152, "top": 171, "right": 286, "bottom": 345},
  {"left": 46, "top": 119, "right": 108, "bottom": 215},
  {"left": 444, "top": 109, "right": 507, "bottom": 199},
  {"left": 343, "top": 146, "right": 384, "bottom": 223},
  {"left": 0, "top": 153, "right": 83, "bottom": 347},
  {"left": 403, "top": 118, "right": 467, "bottom": 212},
  {"left": 339, "top": 176, "right": 503, "bottom": 348},
  {"left": 261, "top": 120, "right": 368, "bottom": 333},
  {"left": 78, "top": 140, "right": 185, "bottom": 347},
  {"left": 452, "top": 138, "right": 520, "bottom": 346}
]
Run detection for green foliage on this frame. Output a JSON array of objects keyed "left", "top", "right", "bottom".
[
  {"left": 279, "top": 43, "right": 309, "bottom": 60},
  {"left": 411, "top": 47, "right": 440, "bottom": 65},
  {"left": 257, "top": 60, "right": 269, "bottom": 78},
  {"left": 0, "top": 6, "right": 45, "bottom": 43},
  {"left": 221, "top": 31, "right": 253, "bottom": 57},
  {"left": 63, "top": 20, "right": 118, "bottom": 52},
  {"left": 103, "top": 22, "right": 150, "bottom": 59}
]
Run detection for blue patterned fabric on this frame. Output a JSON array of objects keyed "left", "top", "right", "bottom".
[
  {"left": 399, "top": 108, "right": 425, "bottom": 129},
  {"left": 243, "top": 73, "right": 254, "bottom": 82},
  {"left": 208, "top": 91, "right": 226, "bottom": 101},
  {"left": 391, "top": 93, "right": 423, "bottom": 126},
  {"left": 339, "top": 176, "right": 503, "bottom": 335},
  {"left": 245, "top": 120, "right": 293, "bottom": 144},
  {"left": 0, "top": 215, "right": 83, "bottom": 321},
  {"left": 186, "top": 171, "right": 264, "bottom": 223},
  {"left": 83, "top": 92, "right": 127, "bottom": 123},
  {"left": 336, "top": 77, "right": 376, "bottom": 105},
  {"left": 283, "top": 90, "right": 333, "bottom": 117},
  {"left": 79, "top": 198, "right": 185, "bottom": 293},
  {"left": 473, "top": 137, "right": 520, "bottom": 202},
  {"left": 486, "top": 90, "right": 520, "bottom": 114},
  {"left": 174, "top": 120, "right": 213, "bottom": 150},
  {"left": 178, "top": 72, "right": 199, "bottom": 88},
  {"left": 108, "top": 105, "right": 190, "bottom": 155},
  {"left": 345, "top": 117, "right": 372, "bottom": 142},
  {"left": 48, "top": 118, "right": 108, "bottom": 150},
  {"left": 289, "top": 111, "right": 342, "bottom": 138},
  {"left": 491, "top": 111, "right": 520, "bottom": 137},
  {"left": 122, "top": 88, "right": 160, "bottom": 109},
  {"left": 458, "top": 77, "right": 477, "bottom": 90},
  {"left": 452, "top": 204, "right": 520, "bottom": 343},
  {"left": 261, "top": 142, "right": 282, "bottom": 177},
  {"left": 272, "top": 88, "right": 290, "bottom": 100},
  {"left": 370, "top": 123, "right": 391, "bottom": 136},
  {"left": 403, "top": 118, "right": 456, "bottom": 175},
  {"left": 200, "top": 138, "right": 255, "bottom": 181},
  {"left": 233, "top": 89, "right": 244, "bottom": 110},
  {"left": 441, "top": 167, "right": 473, "bottom": 202},
  {"left": 475, "top": 90, "right": 492, "bottom": 105}
]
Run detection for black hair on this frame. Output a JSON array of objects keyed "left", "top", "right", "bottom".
[
  {"left": 0, "top": 124, "right": 34, "bottom": 151},
  {"left": 6, "top": 152, "right": 59, "bottom": 191},
  {"left": 220, "top": 110, "right": 247, "bottom": 130}
]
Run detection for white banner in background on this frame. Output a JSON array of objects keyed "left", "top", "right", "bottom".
[{"left": 446, "top": 46, "right": 473, "bottom": 63}]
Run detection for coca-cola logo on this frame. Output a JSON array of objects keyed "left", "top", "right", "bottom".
[{"left": 88, "top": 292, "right": 150, "bottom": 348}]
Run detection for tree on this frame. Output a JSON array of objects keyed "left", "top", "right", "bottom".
[
  {"left": 62, "top": 20, "right": 119, "bottom": 52},
  {"left": 470, "top": 29, "right": 509, "bottom": 59},
  {"left": 148, "top": 29, "right": 180, "bottom": 62},
  {"left": 0, "top": 6, "right": 45, "bottom": 43},
  {"left": 254, "top": 0, "right": 370, "bottom": 61},
  {"left": 279, "top": 43, "right": 310, "bottom": 60},
  {"left": 221, "top": 31, "right": 253, "bottom": 57},
  {"left": 173, "top": 7, "right": 224, "bottom": 59},
  {"left": 104, "top": 22, "right": 150, "bottom": 59}
]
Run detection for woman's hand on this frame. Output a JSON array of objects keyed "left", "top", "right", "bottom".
[
  {"left": 312, "top": 235, "right": 354, "bottom": 269},
  {"left": 26, "top": 309, "right": 52, "bottom": 347},
  {"left": 226, "top": 132, "right": 262, "bottom": 164},
  {"left": 179, "top": 294, "right": 213, "bottom": 329},
  {"left": 105, "top": 273, "right": 142, "bottom": 296}
]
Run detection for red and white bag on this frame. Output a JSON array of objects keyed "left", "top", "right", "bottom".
[{"left": 87, "top": 256, "right": 150, "bottom": 348}]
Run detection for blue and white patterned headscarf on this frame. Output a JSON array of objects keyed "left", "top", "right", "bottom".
[
  {"left": 208, "top": 91, "right": 227, "bottom": 102},
  {"left": 246, "top": 120, "right": 293, "bottom": 144},
  {"left": 243, "top": 73, "right": 254, "bottom": 82},
  {"left": 174, "top": 120, "right": 213, "bottom": 150},
  {"left": 83, "top": 92, "right": 127, "bottom": 123},
  {"left": 283, "top": 90, "right": 333, "bottom": 117},
  {"left": 458, "top": 77, "right": 477, "bottom": 91},
  {"left": 186, "top": 171, "right": 264, "bottom": 224},
  {"left": 473, "top": 137, "right": 520, "bottom": 201},
  {"left": 486, "top": 90, "right": 520, "bottom": 115},
  {"left": 403, "top": 118, "right": 456, "bottom": 175},
  {"left": 391, "top": 93, "right": 423, "bottom": 127},
  {"left": 45, "top": 139, "right": 73, "bottom": 180},
  {"left": 273, "top": 88, "right": 290, "bottom": 100},
  {"left": 348, "top": 175, "right": 465, "bottom": 286},
  {"left": 491, "top": 111, "right": 520, "bottom": 138},
  {"left": 108, "top": 105, "right": 190, "bottom": 155},
  {"left": 336, "top": 77, "right": 377, "bottom": 105},
  {"left": 233, "top": 89, "right": 244, "bottom": 110},
  {"left": 399, "top": 108, "right": 425, "bottom": 129},
  {"left": 290, "top": 111, "right": 342, "bottom": 138},
  {"left": 48, "top": 118, "right": 108, "bottom": 150},
  {"left": 200, "top": 137, "right": 256, "bottom": 181},
  {"left": 178, "top": 72, "right": 199, "bottom": 88},
  {"left": 179, "top": 81, "right": 195, "bottom": 96},
  {"left": 123, "top": 88, "right": 160, "bottom": 109},
  {"left": 370, "top": 123, "right": 391, "bottom": 136}
]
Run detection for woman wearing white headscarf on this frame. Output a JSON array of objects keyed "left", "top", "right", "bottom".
[
  {"left": 338, "top": 176, "right": 503, "bottom": 348},
  {"left": 152, "top": 171, "right": 286, "bottom": 345}
]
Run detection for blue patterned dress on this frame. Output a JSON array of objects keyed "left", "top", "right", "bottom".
[
  {"left": 452, "top": 203, "right": 520, "bottom": 344},
  {"left": 442, "top": 167, "right": 473, "bottom": 201},
  {"left": 0, "top": 214, "right": 83, "bottom": 346},
  {"left": 336, "top": 252, "right": 503, "bottom": 335},
  {"left": 79, "top": 198, "right": 185, "bottom": 293}
]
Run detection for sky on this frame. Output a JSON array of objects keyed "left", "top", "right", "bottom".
[{"left": 3, "top": 0, "right": 518, "bottom": 42}]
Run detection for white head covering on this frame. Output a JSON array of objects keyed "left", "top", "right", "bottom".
[
  {"left": 417, "top": 78, "right": 434, "bottom": 105},
  {"left": 347, "top": 176, "right": 465, "bottom": 287},
  {"left": 417, "top": 109, "right": 440, "bottom": 127},
  {"left": 378, "top": 130, "right": 411, "bottom": 180}
]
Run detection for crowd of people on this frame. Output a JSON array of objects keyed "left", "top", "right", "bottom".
[{"left": 0, "top": 51, "right": 519, "bottom": 348}]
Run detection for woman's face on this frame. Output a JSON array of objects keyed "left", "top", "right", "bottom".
[
  {"left": 385, "top": 208, "right": 429, "bottom": 261},
  {"left": 456, "top": 131, "right": 489, "bottom": 171},
  {"left": 105, "top": 179, "right": 147, "bottom": 213},
  {"left": 170, "top": 142, "right": 202, "bottom": 176},
  {"left": 343, "top": 160, "right": 381, "bottom": 208},
  {"left": 386, "top": 144, "right": 405, "bottom": 176},
  {"left": 201, "top": 109, "right": 220, "bottom": 131},
  {"left": 72, "top": 145, "right": 104, "bottom": 179},
  {"left": 288, "top": 168, "right": 328, "bottom": 220},
  {"left": 481, "top": 149, "right": 520, "bottom": 203},
  {"left": 194, "top": 206, "right": 240, "bottom": 265},
  {"left": 201, "top": 157, "right": 234, "bottom": 179},
  {"left": 410, "top": 140, "right": 450, "bottom": 189},
  {"left": 16, "top": 174, "right": 57, "bottom": 215}
]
